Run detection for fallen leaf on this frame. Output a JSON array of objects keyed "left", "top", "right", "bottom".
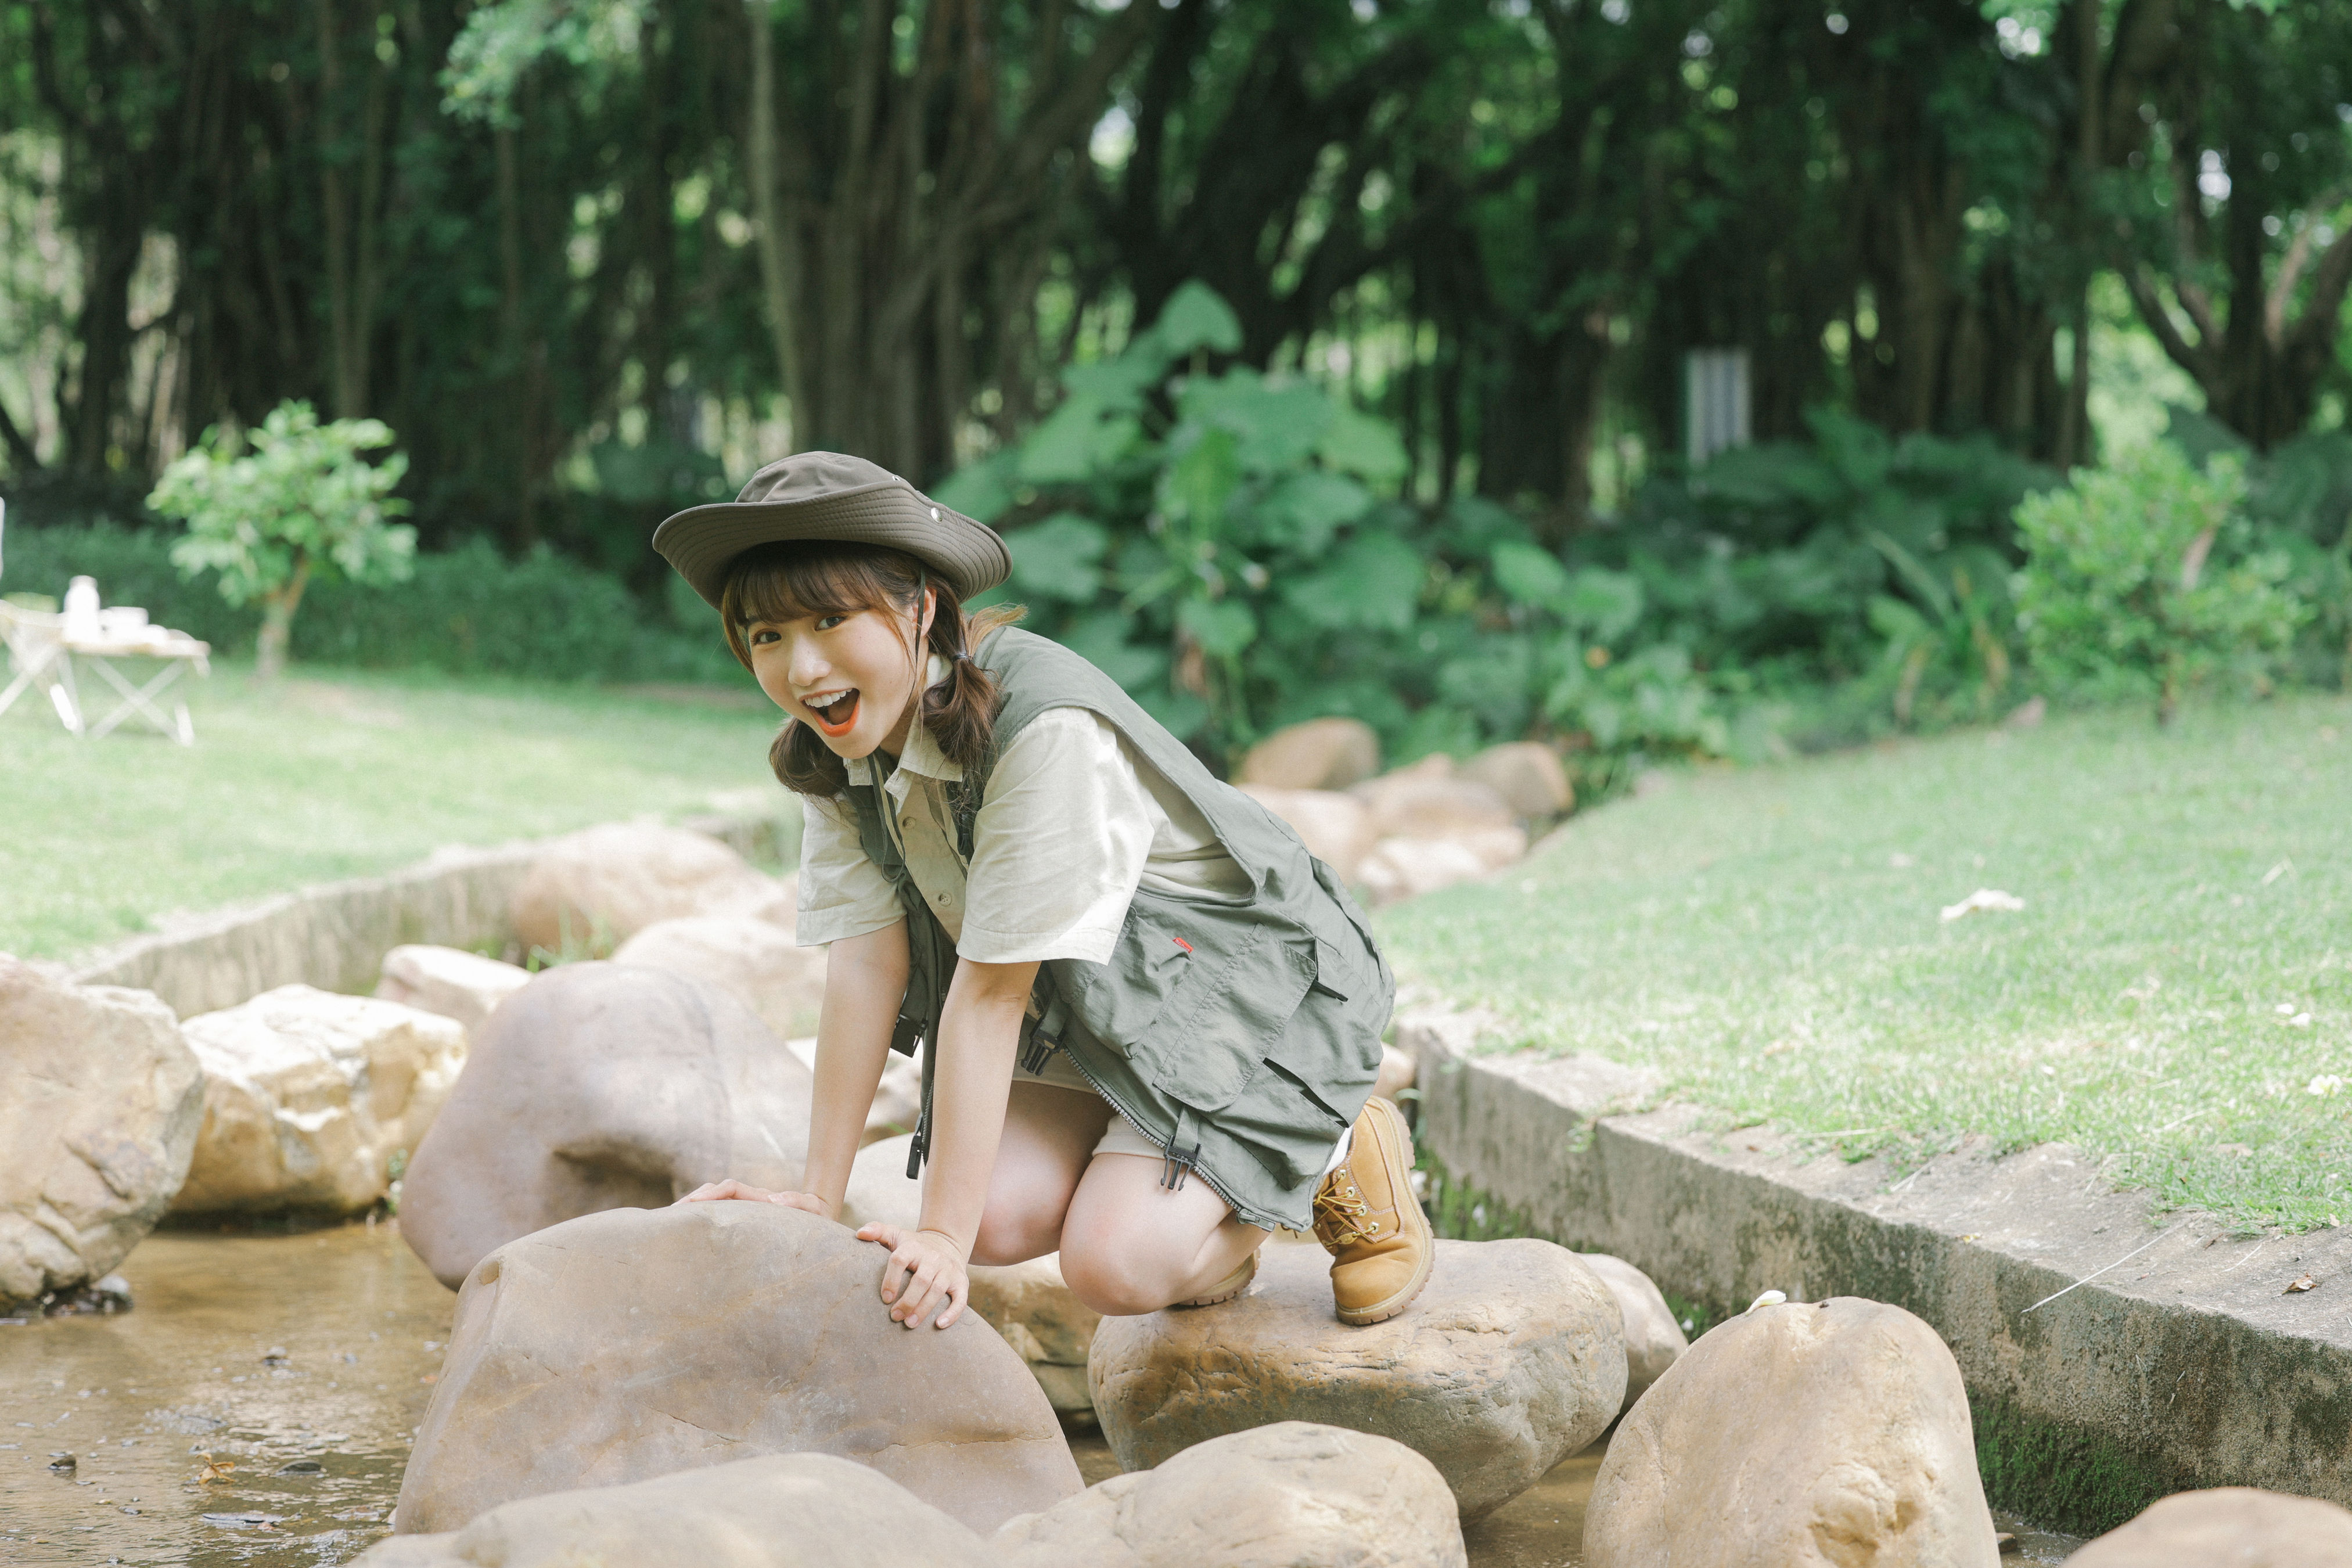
[
  {"left": 2285, "top": 1275, "right": 2319, "bottom": 1294},
  {"left": 1940, "top": 889, "right": 2026, "bottom": 922}
]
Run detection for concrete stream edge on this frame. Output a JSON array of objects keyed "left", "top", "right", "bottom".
[{"left": 1398, "top": 1005, "right": 2352, "bottom": 1538}]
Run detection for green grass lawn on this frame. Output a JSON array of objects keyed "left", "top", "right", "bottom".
[
  {"left": 1378, "top": 693, "right": 2352, "bottom": 1233},
  {"left": 1, "top": 660, "right": 798, "bottom": 961}
]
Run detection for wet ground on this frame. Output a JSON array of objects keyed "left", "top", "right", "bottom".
[{"left": 1, "top": 1222, "right": 2084, "bottom": 1566}]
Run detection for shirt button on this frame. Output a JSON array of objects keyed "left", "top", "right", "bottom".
[{"left": 936, "top": 893, "right": 948, "bottom": 904}]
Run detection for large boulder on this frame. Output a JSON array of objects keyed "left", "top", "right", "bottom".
[
  {"left": 1358, "top": 837, "right": 1499, "bottom": 904},
  {"left": 613, "top": 915, "right": 828, "bottom": 1045},
  {"left": 393, "top": 1202, "right": 1082, "bottom": 1537},
  {"left": 1349, "top": 756, "right": 1515, "bottom": 840},
  {"left": 0, "top": 956, "right": 202, "bottom": 1308},
  {"left": 994, "top": 1421, "right": 1466, "bottom": 1568},
  {"left": 399, "top": 963, "right": 811, "bottom": 1290},
  {"left": 1577, "top": 1253, "right": 1688, "bottom": 1411},
  {"left": 509, "top": 823, "right": 791, "bottom": 955},
  {"left": 1237, "top": 785, "right": 1378, "bottom": 883},
  {"left": 837, "top": 1135, "right": 1097, "bottom": 1418},
  {"left": 1583, "top": 1297, "right": 1999, "bottom": 1568},
  {"left": 972, "top": 1253, "right": 1102, "bottom": 1420},
  {"left": 359, "top": 1451, "right": 995, "bottom": 1568},
  {"left": 1236, "top": 717, "right": 1380, "bottom": 792},
  {"left": 839, "top": 1132, "right": 923, "bottom": 1229},
  {"left": 2067, "top": 1487, "right": 2352, "bottom": 1566},
  {"left": 1459, "top": 741, "right": 1574, "bottom": 819},
  {"left": 375, "top": 945, "right": 532, "bottom": 1036},
  {"left": 1090, "top": 1238, "right": 1624, "bottom": 1520},
  {"left": 172, "top": 986, "right": 467, "bottom": 1215}
]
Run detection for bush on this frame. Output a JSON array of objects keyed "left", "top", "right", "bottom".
[
  {"left": 148, "top": 402, "right": 418, "bottom": 678},
  {"left": 0, "top": 523, "right": 737, "bottom": 684},
  {"left": 2015, "top": 441, "right": 2308, "bottom": 724},
  {"left": 1598, "top": 408, "right": 2058, "bottom": 737},
  {"left": 936, "top": 284, "right": 1734, "bottom": 781}
]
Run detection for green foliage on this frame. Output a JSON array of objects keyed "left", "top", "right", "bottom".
[
  {"left": 1602, "top": 409, "right": 2058, "bottom": 739},
  {"left": 942, "top": 284, "right": 1732, "bottom": 778},
  {"left": 2015, "top": 443, "right": 2309, "bottom": 723},
  {"left": 148, "top": 402, "right": 418, "bottom": 677},
  {"left": 1, "top": 523, "right": 733, "bottom": 685},
  {"left": 440, "top": 0, "right": 654, "bottom": 124}
]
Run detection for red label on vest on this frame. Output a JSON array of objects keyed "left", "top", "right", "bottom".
[{"left": 1172, "top": 937, "right": 1194, "bottom": 954}]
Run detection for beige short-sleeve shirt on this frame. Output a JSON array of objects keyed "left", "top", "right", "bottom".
[{"left": 793, "top": 704, "right": 1250, "bottom": 966}]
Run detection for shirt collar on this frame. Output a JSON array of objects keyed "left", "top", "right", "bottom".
[{"left": 846, "top": 654, "right": 961, "bottom": 787}]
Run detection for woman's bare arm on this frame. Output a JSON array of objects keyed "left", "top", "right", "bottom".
[
  {"left": 678, "top": 918, "right": 907, "bottom": 1218},
  {"left": 797, "top": 920, "right": 911, "bottom": 1215},
  {"left": 862, "top": 955, "right": 1038, "bottom": 1328}
]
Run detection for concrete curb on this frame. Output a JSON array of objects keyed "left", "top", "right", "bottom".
[
  {"left": 1398, "top": 1006, "right": 2352, "bottom": 1535},
  {"left": 69, "top": 810, "right": 783, "bottom": 1019}
]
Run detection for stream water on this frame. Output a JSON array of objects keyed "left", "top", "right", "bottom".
[{"left": 0, "top": 1222, "right": 2083, "bottom": 1566}]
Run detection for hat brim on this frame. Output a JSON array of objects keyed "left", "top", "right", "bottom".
[{"left": 653, "top": 480, "right": 1012, "bottom": 610}]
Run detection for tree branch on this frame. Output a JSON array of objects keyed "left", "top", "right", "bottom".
[{"left": 2124, "top": 264, "right": 2213, "bottom": 383}]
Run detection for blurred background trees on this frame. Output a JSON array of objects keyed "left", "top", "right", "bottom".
[{"left": 1, "top": 0, "right": 2347, "bottom": 768}]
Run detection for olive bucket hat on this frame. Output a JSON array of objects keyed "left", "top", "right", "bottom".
[{"left": 652, "top": 451, "right": 1011, "bottom": 610}]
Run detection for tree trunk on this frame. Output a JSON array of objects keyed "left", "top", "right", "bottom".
[
  {"left": 255, "top": 558, "right": 313, "bottom": 681},
  {"left": 746, "top": 0, "right": 806, "bottom": 446}
]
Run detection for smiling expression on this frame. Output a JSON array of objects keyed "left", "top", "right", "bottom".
[{"left": 745, "top": 589, "right": 936, "bottom": 760}]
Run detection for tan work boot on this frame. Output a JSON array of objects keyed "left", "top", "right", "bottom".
[{"left": 1312, "top": 1096, "right": 1434, "bottom": 1325}]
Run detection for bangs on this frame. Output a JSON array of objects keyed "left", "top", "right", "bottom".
[{"left": 722, "top": 541, "right": 916, "bottom": 630}]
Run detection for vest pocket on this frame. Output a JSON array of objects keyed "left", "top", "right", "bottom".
[{"left": 1069, "top": 900, "right": 1317, "bottom": 1116}]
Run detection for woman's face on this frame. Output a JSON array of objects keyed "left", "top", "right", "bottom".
[{"left": 745, "top": 588, "right": 934, "bottom": 759}]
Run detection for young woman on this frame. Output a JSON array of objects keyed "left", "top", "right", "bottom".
[{"left": 653, "top": 451, "right": 1432, "bottom": 1330}]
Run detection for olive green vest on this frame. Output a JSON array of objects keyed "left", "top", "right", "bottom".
[{"left": 840, "top": 627, "right": 1394, "bottom": 1231}]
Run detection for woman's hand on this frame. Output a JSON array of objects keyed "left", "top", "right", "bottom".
[
  {"left": 675, "top": 1179, "right": 836, "bottom": 1220},
  {"left": 857, "top": 1222, "right": 971, "bottom": 1329}
]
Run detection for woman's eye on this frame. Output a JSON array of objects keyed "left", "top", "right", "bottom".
[
  {"left": 750, "top": 628, "right": 779, "bottom": 646},
  {"left": 815, "top": 614, "right": 847, "bottom": 631}
]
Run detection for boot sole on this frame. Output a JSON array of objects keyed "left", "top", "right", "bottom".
[
  {"left": 1335, "top": 1102, "right": 1436, "bottom": 1326},
  {"left": 1172, "top": 1249, "right": 1258, "bottom": 1309}
]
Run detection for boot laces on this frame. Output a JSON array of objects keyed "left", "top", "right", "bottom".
[{"left": 1314, "top": 1174, "right": 1375, "bottom": 1247}]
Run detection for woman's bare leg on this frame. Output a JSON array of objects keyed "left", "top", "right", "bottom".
[
  {"left": 1057, "top": 1153, "right": 1269, "bottom": 1317},
  {"left": 967, "top": 1082, "right": 1114, "bottom": 1267}
]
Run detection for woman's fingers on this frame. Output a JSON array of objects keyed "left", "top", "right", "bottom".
[
  {"left": 895, "top": 1251, "right": 943, "bottom": 1328},
  {"left": 932, "top": 1278, "right": 966, "bottom": 1330}
]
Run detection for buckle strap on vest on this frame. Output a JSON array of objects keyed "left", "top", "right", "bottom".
[
  {"left": 1160, "top": 1105, "right": 1203, "bottom": 1193},
  {"left": 1018, "top": 992, "right": 1070, "bottom": 1077}
]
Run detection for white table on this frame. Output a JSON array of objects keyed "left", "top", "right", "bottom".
[{"left": 1, "top": 605, "right": 211, "bottom": 745}]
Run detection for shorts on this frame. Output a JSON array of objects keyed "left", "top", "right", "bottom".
[{"left": 1013, "top": 1049, "right": 1351, "bottom": 1175}]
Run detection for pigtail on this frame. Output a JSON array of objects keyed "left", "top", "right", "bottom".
[{"left": 920, "top": 596, "right": 1023, "bottom": 773}]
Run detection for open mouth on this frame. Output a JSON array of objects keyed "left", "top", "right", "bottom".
[{"left": 806, "top": 688, "right": 861, "bottom": 737}]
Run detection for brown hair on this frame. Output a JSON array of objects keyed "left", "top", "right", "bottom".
[{"left": 718, "top": 540, "right": 1024, "bottom": 797}]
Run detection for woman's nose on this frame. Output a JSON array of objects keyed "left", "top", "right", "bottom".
[{"left": 786, "top": 639, "right": 828, "bottom": 688}]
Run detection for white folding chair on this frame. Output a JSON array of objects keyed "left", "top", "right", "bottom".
[{"left": 0, "top": 599, "right": 80, "bottom": 733}]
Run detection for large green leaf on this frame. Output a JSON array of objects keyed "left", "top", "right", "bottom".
[
  {"left": 1317, "top": 402, "right": 1409, "bottom": 484},
  {"left": 1179, "top": 372, "right": 1333, "bottom": 474},
  {"left": 1007, "top": 513, "right": 1110, "bottom": 601},
  {"left": 1178, "top": 594, "right": 1258, "bottom": 657},
  {"left": 1148, "top": 280, "right": 1244, "bottom": 358},
  {"left": 1288, "top": 531, "right": 1425, "bottom": 630},
  {"left": 1017, "top": 393, "right": 1142, "bottom": 485},
  {"left": 930, "top": 450, "right": 1016, "bottom": 523},
  {"left": 1159, "top": 425, "right": 1242, "bottom": 526},
  {"left": 1254, "top": 470, "right": 1373, "bottom": 551},
  {"left": 1491, "top": 541, "right": 1570, "bottom": 608}
]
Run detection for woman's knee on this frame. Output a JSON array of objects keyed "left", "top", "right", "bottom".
[
  {"left": 1057, "top": 1239, "right": 1175, "bottom": 1317},
  {"left": 970, "top": 1197, "right": 1062, "bottom": 1267}
]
